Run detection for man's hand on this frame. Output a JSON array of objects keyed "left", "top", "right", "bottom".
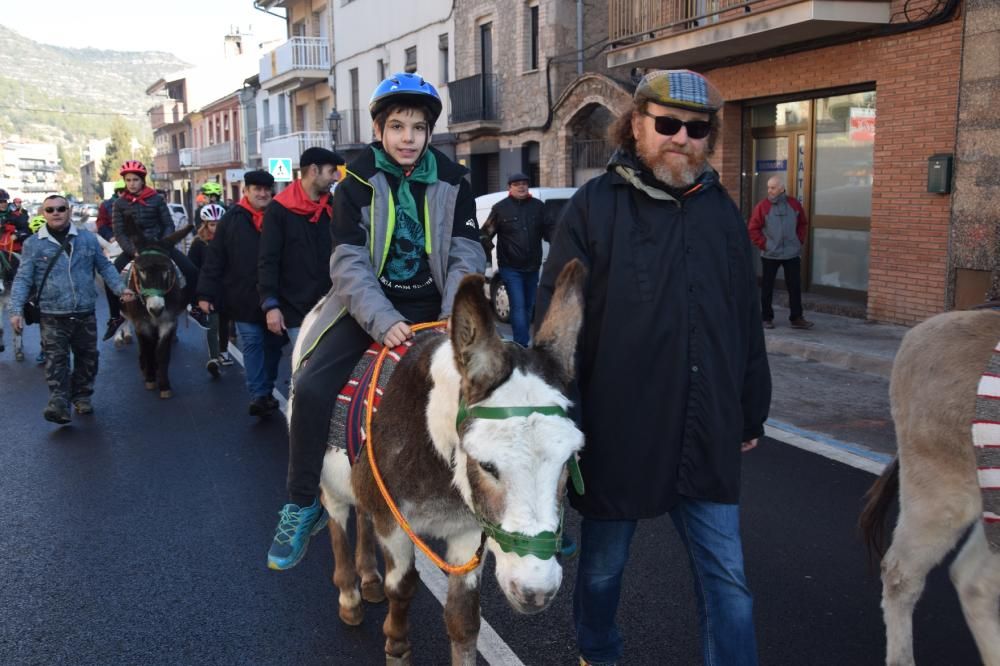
[
  {"left": 120, "top": 289, "right": 136, "bottom": 303},
  {"left": 266, "top": 308, "right": 286, "bottom": 336},
  {"left": 382, "top": 321, "right": 412, "bottom": 348},
  {"left": 9, "top": 315, "right": 23, "bottom": 334},
  {"left": 741, "top": 438, "right": 758, "bottom": 453},
  {"left": 198, "top": 300, "right": 213, "bottom": 314}
]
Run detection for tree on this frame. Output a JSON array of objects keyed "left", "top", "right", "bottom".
[{"left": 98, "top": 116, "right": 138, "bottom": 184}]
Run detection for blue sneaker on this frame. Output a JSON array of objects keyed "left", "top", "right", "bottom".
[{"left": 267, "top": 498, "right": 328, "bottom": 570}]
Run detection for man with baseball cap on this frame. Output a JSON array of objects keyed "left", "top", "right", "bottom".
[
  {"left": 480, "top": 171, "right": 555, "bottom": 346},
  {"left": 535, "top": 69, "right": 771, "bottom": 666}
]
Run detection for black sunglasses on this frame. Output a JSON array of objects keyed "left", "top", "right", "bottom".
[
  {"left": 641, "top": 111, "right": 712, "bottom": 139},
  {"left": 44, "top": 206, "right": 68, "bottom": 213}
]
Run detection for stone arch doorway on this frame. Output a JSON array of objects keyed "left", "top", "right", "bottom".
[{"left": 542, "top": 73, "right": 632, "bottom": 187}]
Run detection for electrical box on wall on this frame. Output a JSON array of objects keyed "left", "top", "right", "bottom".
[{"left": 927, "top": 154, "right": 953, "bottom": 194}]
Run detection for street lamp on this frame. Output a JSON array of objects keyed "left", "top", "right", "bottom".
[{"left": 327, "top": 109, "right": 341, "bottom": 150}]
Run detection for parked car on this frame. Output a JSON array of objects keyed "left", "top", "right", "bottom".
[{"left": 474, "top": 187, "right": 577, "bottom": 322}]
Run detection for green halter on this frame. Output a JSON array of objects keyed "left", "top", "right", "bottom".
[{"left": 456, "top": 398, "right": 585, "bottom": 560}]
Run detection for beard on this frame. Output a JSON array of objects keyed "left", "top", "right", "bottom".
[{"left": 636, "top": 131, "right": 709, "bottom": 189}]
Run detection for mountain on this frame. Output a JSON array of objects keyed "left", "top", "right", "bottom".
[{"left": 0, "top": 29, "right": 189, "bottom": 192}]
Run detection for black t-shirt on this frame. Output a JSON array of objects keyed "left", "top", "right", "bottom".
[{"left": 377, "top": 177, "right": 439, "bottom": 306}]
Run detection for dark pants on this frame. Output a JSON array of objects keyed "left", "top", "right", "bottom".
[
  {"left": 105, "top": 247, "right": 199, "bottom": 318},
  {"left": 286, "top": 297, "right": 440, "bottom": 506},
  {"left": 40, "top": 313, "right": 98, "bottom": 406},
  {"left": 760, "top": 256, "right": 803, "bottom": 322}
]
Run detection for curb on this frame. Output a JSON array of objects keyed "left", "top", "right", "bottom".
[{"left": 765, "top": 336, "right": 894, "bottom": 378}]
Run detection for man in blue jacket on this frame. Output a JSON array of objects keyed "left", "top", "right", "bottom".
[{"left": 7, "top": 194, "right": 135, "bottom": 424}]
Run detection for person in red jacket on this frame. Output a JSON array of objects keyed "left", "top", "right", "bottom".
[
  {"left": 95, "top": 180, "right": 125, "bottom": 241},
  {"left": 747, "top": 176, "right": 813, "bottom": 329}
]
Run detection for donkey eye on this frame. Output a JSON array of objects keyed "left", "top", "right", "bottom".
[{"left": 479, "top": 461, "right": 500, "bottom": 480}]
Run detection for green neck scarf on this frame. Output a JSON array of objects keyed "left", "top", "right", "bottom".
[{"left": 373, "top": 147, "right": 438, "bottom": 228}]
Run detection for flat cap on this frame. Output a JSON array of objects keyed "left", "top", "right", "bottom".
[
  {"left": 243, "top": 169, "right": 275, "bottom": 188},
  {"left": 634, "top": 69, "right": 724, "bottom": 113}
]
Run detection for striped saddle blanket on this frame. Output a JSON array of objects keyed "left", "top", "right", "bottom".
[
  {"left": 327, "top": 327, "right": 447, "bottom": 464},
  {"left": 973, "top": 341, "right": 1000, "bottom": 552}
]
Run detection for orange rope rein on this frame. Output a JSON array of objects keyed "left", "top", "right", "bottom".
[{"left": 364, "top": 320, "right": 485, "bottom": 576}]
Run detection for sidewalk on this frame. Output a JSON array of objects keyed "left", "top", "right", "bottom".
[{"left": 764, "top": 304, "right": 908, "bottom": 462}]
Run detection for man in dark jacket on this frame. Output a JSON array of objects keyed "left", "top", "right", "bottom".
[
  {"left": 257, "top": 147, "right": 344, "bottom": 343},
  {"left": 104, "top": 161, "right": 207, "bottom": 340},
  {"left": 96, "top": 180, "right": 125, "bottom": 242},
  {"left": 535, "top": 70, "right": 771, "bottom": 666},
  {"left": 480, "top": 172, "right": 554, "bottom": 346},
  {"left": 197, "top": 170, "right": 284, "bottom": 417}
]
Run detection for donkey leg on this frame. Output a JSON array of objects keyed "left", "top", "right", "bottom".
[
  {"left": 319, "top": 450, "right": 364, "bottom": 626},
  {"left": 444, "top": 531, "right": 485, "bottom": 666},
  {"left": 379, "top": 527, "right": 418, "bottom": 664},
  {"left": 882, "top": 492, "right": 977, "bottom": 666},
  {"left": 138, "top": 332, "right": 156, "bottom": 389},
  {"left": 951, "top": 523, "right": 1000, "bottom": 666},
  {"left": 356, "top": 508, "right": 385, "bottom": 603},
  {"left": 156, "top": 325, "right": 175, "bottom": 398}
]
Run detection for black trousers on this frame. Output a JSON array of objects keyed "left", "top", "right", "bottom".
[
  {"left": 760, "top": 256, "right": 803, "bottom": 322},
  {"left": 105, "top": 247, "right": 199, "bottom": 318},
  {"left": 286, "top": 297, "right": 440, "bottom": 506}
]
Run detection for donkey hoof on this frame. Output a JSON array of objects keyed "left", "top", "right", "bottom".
[
  {"left": 338, "top": 603, "right": 364, "bottom": 626},
  {"left": 385, "top": 651, "right": 411, "bottom": 666},
  {"left": 361, "top": 579, "right": 385, "bottom": 604},
  {"left": 144, "top": 381, "right": 156, "bottom": 390},
  {"left": 15, "top": 351, "right": 24, "bottom": 362},
  {"left": 159, "top": 390, "right": 173, "bottom": 399}
]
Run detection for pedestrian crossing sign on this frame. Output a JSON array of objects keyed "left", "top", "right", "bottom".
[{"left": 268, "top": 158, "right": 293, "bottom": 182}]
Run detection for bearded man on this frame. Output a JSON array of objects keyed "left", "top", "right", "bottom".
[{"left": 534, "top": 69, "right": 772, "bottom": 666}]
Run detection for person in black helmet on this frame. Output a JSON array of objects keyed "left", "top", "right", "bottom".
[{"left": 265, "top": 72, "right": 486, "bottom": 571}]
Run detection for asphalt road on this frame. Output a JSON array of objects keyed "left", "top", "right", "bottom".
[{"left": 0, "top": 308, "right": 981, "bottom": 665}]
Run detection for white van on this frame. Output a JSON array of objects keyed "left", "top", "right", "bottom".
[{"left": 475, "top": 187, "right": 577, "bottom": 322}]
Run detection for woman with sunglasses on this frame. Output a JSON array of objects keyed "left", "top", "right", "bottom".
[{"left": 535, "top": 69, "right": 771, "bottom": 666}]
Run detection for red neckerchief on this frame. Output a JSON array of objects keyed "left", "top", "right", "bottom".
[
  {"left": 121, "top": 186, "right": 158, "bottom": 205},
  {"left": 273, "top": 179, "right": 330, "bottom": 223},
  {"left": 238, "top": 196, "right": 265, "bottom": 232}
]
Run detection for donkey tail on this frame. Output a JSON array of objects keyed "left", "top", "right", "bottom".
[{"left": 858, "top": 457, "right": 900, "bottom": 566}]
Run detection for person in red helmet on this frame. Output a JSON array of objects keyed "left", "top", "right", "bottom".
[{"left": 103, "top": 161, "right": 208, "bottom": 340}]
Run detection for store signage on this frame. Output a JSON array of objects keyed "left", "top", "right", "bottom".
[
  {"left": 755, "top": 159, "right": 787, "bottom": 172},
  {"left": 849, "top": 108, "right": 876, "bottom": 142}
]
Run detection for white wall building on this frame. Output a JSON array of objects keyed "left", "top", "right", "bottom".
[
  {"left": 332, "top": 0, "right": 456, "bottom": 160},
  {"left": 0, "top": 141, "right": 60, "bottom": 201}
]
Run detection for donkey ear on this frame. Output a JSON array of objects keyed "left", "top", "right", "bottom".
[
  {"left": 532, "top": 259, "right": 586, "bottom": 383},
  {"left": 450, "top": 274, "right": 509, "bottom": 396},
  {"left": 163, "top": 224, "right": 193, "bottom": 247}
]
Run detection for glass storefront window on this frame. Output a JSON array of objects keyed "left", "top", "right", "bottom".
[
  {"left": 810, "top": 228, "right": 870, "bottom": 291},
  {"left": 813, "top": 92, "right": 875, "bottom": 217},
  {"left": 750, "top": 101, "right": 810, "bottom": 128}
]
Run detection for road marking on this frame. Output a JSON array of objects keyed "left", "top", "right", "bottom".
[
  {"left": 227, "top": 343, "right": 525, "bottom": 665},
  {"left": 765, "top": 418, "right": 890, "bottom": 476}
]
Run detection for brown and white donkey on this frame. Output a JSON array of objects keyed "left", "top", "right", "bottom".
[{"left": 291, "top": 260, "right": 587, "bottom": 665}]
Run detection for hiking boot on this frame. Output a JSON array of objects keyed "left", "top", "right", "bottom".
[
  {"left": 103, "top": 316, "right": 125, "bottom": 341},
  {"left": 267, "top": 498, "right": 328, "bottom": 570},
  {"left": 188, "top": 307, "right": 211, "bottom": 330},
  {"left": 206, "top": 357, "right": 220, "bottom": 378},
  {"left": 762, "top": 319, "right": 775, "bottom": 329},
  {"left": 43, "top": 400, "right": 72, "bottom": 425},
  {"left": 217, "top": 351, "right": 234, "bottom": 366},
  {"left": 790, "top": 317, "right": 814, "bottom": 330},
  {"left": 249, "top": 396, "right": 275, "bottom": 417},
  {"left": 72, "top": 398, "right": 93, "bottom": 415},
  {"left": 264, "top": 394, "right": 280, "bottom": 411}
]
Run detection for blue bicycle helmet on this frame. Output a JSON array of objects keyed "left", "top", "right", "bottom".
[{"left": 369, "top": 72, "right": 443, "bottom": 125}]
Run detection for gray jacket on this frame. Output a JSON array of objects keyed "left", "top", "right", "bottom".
[{"left": 296, "top": 162, "right": 486, "bottom": 363}]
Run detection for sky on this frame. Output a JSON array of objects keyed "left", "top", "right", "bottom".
[{"left": 6, "top": 0, "right": 288, "bottom": 66}]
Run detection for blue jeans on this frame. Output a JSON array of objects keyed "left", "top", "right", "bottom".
[
  {"left": 574, "top": 499, "right": 757, "bottom": 665},
  {"left": 235, "top": 322, "right": 285, "bottom": 400},
  {"left": 498, "top": 267, "right": 538, "bottom": 347}
]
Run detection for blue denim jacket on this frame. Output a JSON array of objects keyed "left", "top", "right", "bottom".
[{"left": 7, "top": 225, "right": 124, "bottom": 316}]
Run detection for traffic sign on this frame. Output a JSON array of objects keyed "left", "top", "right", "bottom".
[{"left": 268, "top": 158, "right": 293, "bottom": 182}]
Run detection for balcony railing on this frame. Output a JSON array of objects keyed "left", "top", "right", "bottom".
[
  {"left": 259, "top": 37, "right": 330, "bottom": 87},
  {"left": 149, "top": 99, "right": 187, "bottom": 129},
  {"left": 154, "top": 152, "right": 181, "bottom": 174},
  {"left": 260, "top": 124, "right": 291, "bottom": 142},
  {"left": 448, "top": 74, "right": 499, "bottom": 125},
  {"left": 260, "top": 130, "right": 334, "bottom": 165}
]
